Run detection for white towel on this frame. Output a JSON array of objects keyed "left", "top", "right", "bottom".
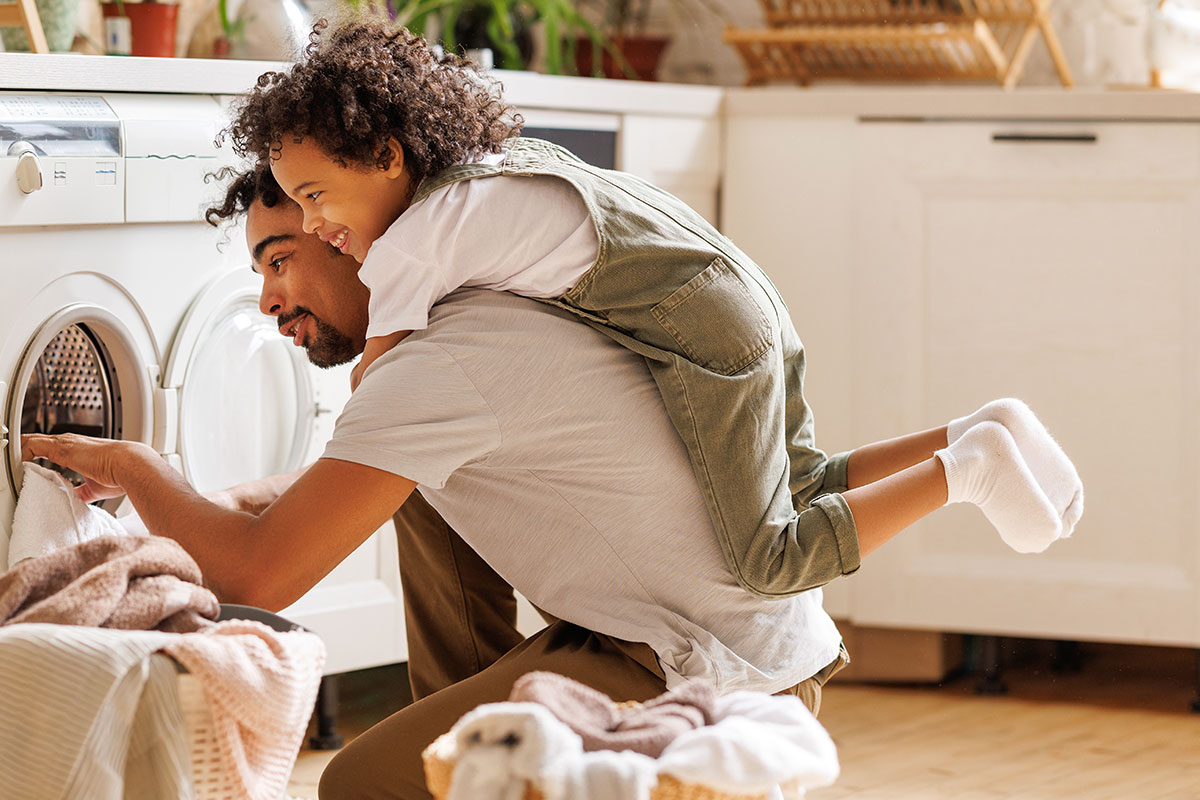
[
  {"left": 446, "top": 703, "right": 658, "bottom": 800},
  {"left": 5, "top": 462, "right": 140, "bottom": 570},
  {"left": 656, "top": 691, "right": 839, "bottom": 795}
]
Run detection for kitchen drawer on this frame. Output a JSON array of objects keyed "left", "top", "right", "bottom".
[{"left": 861, "top": 120, "right": 1200, "bottom": 182}]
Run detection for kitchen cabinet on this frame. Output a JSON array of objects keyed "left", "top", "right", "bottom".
[{"left": 724, "top": 111, "right": 1200, "bottom": 647}]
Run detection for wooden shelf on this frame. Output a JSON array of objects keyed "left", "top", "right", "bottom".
[{"left": 725, "top": 0, "right": 1073, "bottom": 88}]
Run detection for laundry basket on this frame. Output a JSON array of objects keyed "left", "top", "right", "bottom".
[
  {"left": 422, "top": 730, "right": 802, "bottom": 800},
  {"left": 174, "top": 604, "right": 308, "bottom": 800}
]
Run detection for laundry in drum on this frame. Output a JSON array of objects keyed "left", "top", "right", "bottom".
[{"left": 21, "top": 324, "right": 122, "bottom": 488}]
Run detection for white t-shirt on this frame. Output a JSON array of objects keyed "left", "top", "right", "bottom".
[
  {"left": 322, "top": 289, "right": 842, "bottom": 694},
  {"left": 358, "top": 152, "right": 599, "bottom": 338}
]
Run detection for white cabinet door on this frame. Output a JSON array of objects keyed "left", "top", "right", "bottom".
[{"left": 850, "top": 121, "right": 1200, "bottom": 646}]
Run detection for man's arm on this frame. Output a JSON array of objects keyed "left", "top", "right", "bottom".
[{"left": 22, "top": 435, "right": 415, "bottom": 611}]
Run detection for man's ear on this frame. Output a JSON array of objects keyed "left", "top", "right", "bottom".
[{"left": 382, "top": 137, "right": 406, "bottom": 179}]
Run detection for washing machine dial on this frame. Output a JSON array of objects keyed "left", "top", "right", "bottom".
[{"left": 8, "top": 141, "right": 42, "bottom": 194}]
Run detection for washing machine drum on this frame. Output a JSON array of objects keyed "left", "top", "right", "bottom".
[{"left": 21, "top": 323, "right": 121, "bottom": 485}]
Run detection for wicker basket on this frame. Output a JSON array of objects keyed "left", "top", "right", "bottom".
[
  {"left": 422, "top": 730, "right": 799, "bottom": 800},
  {"left": 724, "top": 0, "right": 1073, "bottom": 88}
]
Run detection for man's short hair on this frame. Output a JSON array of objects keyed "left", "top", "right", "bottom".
[{"left": 204, "top": 162, "right": 290, "bottom": 227}]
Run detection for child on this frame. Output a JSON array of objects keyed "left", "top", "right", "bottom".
[{"left": 226, "top": 19, "right": 1084, "bottom": 598}]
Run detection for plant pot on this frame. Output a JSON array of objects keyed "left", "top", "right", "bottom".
[
  {"left": 0, "top": 0, "right": 80, "bottom": 52},
  {"left": 100, "top": 2, "right": 179, "bottom": 58},
  {"left": 573, "top": 35, "right": 669, "bottom": 81}
]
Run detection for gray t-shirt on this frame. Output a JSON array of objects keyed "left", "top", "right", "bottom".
[{"left": 323, "top": 289, "right": 841, "bottom": 693}]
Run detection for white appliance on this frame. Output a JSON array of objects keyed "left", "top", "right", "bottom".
[{"left": 0, "top": 91, "right": 405, "bottom": 674}]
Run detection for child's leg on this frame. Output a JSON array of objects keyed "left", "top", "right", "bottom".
[
  {"left": 845, "top": 426, "right": 948, "bottom": 489},
  {"left": 845, "top": 422, "right": 1061, "bottom": 558}
]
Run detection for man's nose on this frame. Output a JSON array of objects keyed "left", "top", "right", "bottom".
[{"left": 259, "top": 281, "right": 283, "bottom": 316}]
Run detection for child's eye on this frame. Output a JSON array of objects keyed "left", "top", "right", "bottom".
[{"left": 306, "top": 191, "right": 322, "bottom": 203}]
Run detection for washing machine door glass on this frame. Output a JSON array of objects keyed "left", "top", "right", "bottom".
[
  {"left": 169, "top": 274, "right": 315, "bottom": 494},
  {"left": 20, "top": 324, "right": 119, "bottom": 486}
]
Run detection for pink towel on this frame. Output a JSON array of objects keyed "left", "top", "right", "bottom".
[
  {"left": 510, "top": 671, "right": 716, "bottom": 758},
  {"left": 164, "top": 620, "right": 326, "bottom": 800},
  {"left": 0, "top": 535, "right": 218, "bottom": 632}
]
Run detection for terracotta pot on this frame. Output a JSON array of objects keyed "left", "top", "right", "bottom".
[
  {"left": 101, "top": 2, "right": 179, "bottom": 58},
  {"left": 573, "top": 35, "right": 669, "bottom": 81}
]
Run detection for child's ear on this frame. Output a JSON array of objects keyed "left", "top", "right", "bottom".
[{"left": 382, "top": 137, "right": 407, "bottom": 179}]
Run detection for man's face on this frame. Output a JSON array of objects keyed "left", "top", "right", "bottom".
[{"left": 247, "top": 197, "right": 370, "bottom": 368}]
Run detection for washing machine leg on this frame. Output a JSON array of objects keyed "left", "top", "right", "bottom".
[
  {"left": 309, "top": 674, "right": 345, "bottom": 750},
  {"left": 975, "top": 635, "right": 1008, "bottom": 696},
  {"left": 1191, "top": 651, "right": 1200, "bottom": 714}
]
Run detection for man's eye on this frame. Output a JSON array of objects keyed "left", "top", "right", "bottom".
[{"left": 269, "top": 256, "right": 286, "bottom": 272}]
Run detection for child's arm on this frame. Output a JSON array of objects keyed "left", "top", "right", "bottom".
[{"left": 351, "top": 331, "right": 412, "bottom": 391}]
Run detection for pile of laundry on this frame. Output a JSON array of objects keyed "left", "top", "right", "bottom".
[
  {"left": 425, "top": 670, "right": 840, "bottom": 800},
  {"left": 0, "top": 463, "right": 325, "bottom": 800}
]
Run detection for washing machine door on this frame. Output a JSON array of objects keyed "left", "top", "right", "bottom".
[{"left": 162, "top": 269, "right": 318, "bottom": 493}]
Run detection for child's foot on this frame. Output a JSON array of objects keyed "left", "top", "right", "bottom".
[
  {"left": 948, "top": 398, "right": 1084, "bottom": 538},
  {"left": 936, "top": 421, "right": 1062, "bottom": 554}
]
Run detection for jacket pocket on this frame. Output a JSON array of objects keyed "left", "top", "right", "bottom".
[{"left": 651, "top": 257, "right": 774, "bottom": 376}]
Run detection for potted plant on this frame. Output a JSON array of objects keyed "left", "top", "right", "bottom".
[
  {"left": 572, "top": 0, "right": 727, "bottom": 80},
  {"left": 100, "top": 0, "right": 180, "bottom": 57},
  {"left": 212, "top": 0, "right": 247, "bottom": 57},
  {"left": 342, "top": 0, "right": 609, "bottom": 75}
]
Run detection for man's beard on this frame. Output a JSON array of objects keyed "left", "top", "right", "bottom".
[{"left": 281, "top": 306, "right": 357, "bottom": 368}]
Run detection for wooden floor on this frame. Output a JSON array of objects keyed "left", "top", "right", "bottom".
[{"left": 288, "top": 641, "right": 1200, "bottom": 799}]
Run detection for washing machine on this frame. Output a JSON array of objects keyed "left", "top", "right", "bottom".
[{"left": 0, "top": 91, "right": 406, "bottom": 674}]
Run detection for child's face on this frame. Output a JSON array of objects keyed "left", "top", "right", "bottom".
[{"left": 271, "top": 135, "right": 413, "bottom": 263}]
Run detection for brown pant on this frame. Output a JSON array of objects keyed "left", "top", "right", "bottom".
[{"left": 317, "top": 492, "right": 844, "bottom": 800}]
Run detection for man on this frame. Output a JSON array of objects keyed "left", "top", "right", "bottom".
[{"left": 25, "top": 167, "right": 848, "bottom": 800}]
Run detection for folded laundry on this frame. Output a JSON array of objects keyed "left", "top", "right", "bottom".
[
  {"left": 510, "top": 670, "right": 716, "bottom": 758},
  {"left": 0, "top": 535, "right": 219, "bottom": 632},
  {"left": 5, "top": 462, "right": 138, "bottom": 569}
]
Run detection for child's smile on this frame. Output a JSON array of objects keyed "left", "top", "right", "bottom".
[{"left": 271, "top": 135, "right": 414, "bottom": 263}]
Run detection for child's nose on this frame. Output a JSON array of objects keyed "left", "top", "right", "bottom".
[{"left": 301, "top": 207, "right": 322, "bottom": 235}]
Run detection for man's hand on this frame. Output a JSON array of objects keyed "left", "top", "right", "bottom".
[{"left": 21, "top": 433, "right": 157, "bottom": 504}]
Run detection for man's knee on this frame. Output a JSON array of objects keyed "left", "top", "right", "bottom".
[{"left": 317, "top": 740, "right": 429, "bottom": 800}]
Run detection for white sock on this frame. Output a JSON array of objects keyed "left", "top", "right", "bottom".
[
  {"left": 936, "top": 421, "right": 1062, "bottom": 554},
  {"left": 948, "top": 398, "right": 1084, "bottom": 538}
]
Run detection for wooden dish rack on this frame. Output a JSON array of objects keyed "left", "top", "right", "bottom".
[{"left": 724, "top": 0, "right": 1074, "bottom": 88}]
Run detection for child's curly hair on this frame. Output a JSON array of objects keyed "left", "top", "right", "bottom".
[
  {"left": 223, "top": 18, "right": 522, "bottom": 185},
  {"left": 203, "top": 162, "right": 288, "bottom": 227}
]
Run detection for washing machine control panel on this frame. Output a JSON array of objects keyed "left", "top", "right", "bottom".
[{"left": 0, "top": 94, "right": 123, "bottom": 226}]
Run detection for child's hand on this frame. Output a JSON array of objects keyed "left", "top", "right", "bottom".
[{"left": 350, "top": 360, "right": 367, "bottom": 393}]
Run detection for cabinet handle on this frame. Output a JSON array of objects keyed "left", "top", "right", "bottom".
[{"left": 991, "top": 133, "right": 1098, "bottom": 144}]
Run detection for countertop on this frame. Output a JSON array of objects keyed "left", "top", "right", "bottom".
[
  {"left": 725, "top": 85, "right": 1200, "bottom": 121},
  {"left": 0, "top": 53, "right": 723, "bottom": 117}
]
